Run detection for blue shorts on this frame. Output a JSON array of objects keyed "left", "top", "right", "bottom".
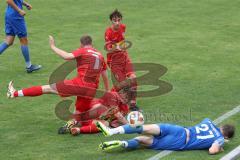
[
  {"left": 149, "top": 124, "right": 187, "bottom": 150},
  {"left": 5, "top": 17, "right": 27, "bottom": 38}
]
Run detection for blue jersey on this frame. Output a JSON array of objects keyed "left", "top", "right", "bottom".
[
  {"left": 184, "top": 118, "right": 224, "bottom": 150},
  {"left": 5, "top": 0, "right": 24, "bottom": 19}
]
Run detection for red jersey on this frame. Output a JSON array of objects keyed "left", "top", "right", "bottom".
[
  {"left": 100, "top": 91, "right": 122, "bottom": 108},
  {"left": 105, "top": 24, "right": 126, "bottom": 52},
  {"left": 74, "top": 91, "right": 129, "bottom": 124},
  {"left": 72, "top": 47, "right": 107, "bottom": 86},
  {"left": 100, "top": 91, "right": 129, "bottom": 115}
]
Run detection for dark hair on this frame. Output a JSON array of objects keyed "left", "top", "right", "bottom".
[
  {"left": 80, "top": 35, "right": 92, "bottom": 46},
  {"left": 221, "top": 124, "right": 235, "bottom": 139},
  {"left": 109, "top": 9, "right": 122, "bottom": 20}
]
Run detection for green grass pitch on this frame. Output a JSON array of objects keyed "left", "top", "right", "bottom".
[{"left": 0, "top": 0, "right": 240, "bottom": 160}]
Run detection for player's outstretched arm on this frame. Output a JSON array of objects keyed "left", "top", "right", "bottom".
[
  {"left": 6, "top": 0, "right": 26, "bottom": 16},
  {"left": 209, "top": 143, "right": 224, "bottom": 155},
  {"left": 49, "top": 36, "right": 75, "bottom": 60},
  {"left": 22, "top": 1, "right": 32, "bottom": 10},
  {"left": 101, "top": 70, "right": 110, "bottom": 91}
]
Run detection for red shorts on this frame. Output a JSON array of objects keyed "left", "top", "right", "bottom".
[
  {"left": 74, "top": 98, "right": 106, "bottom": 126},
  {"left": 74, "top": 97, "right": 94, "bottom": 126},
  {"left": 56, "top": 77, "right": 97, "bottom": 98},
  {"left": 107, "top": 51, "right": 135, "bottom": 82}
]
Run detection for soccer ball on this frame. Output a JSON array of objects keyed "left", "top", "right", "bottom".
[{"left": 127, "top": 111, "right": 144, "bottom": 127}]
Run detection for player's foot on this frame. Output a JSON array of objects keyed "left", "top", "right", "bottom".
[
  {"left": 99, "top": 140, "right": 123, "bottom": 151},
  {"left": 26, "top": 64, "right": 42, "bottom": 73},
  {"left": 7, "top": 81, "right": 16, "bottom": 98},
  {"left": 95, "top": 121, "right": 113, "bottom": 137},
  {"left": 58, "top": 120, "right": 77, "bottom": 134},
  {"left": 70, "top": 127, "right": 81, "bottom": 136}
]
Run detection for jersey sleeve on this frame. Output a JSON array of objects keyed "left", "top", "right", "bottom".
[
  {"left": 213, "top": 137, "right": 225, "bottom": 147},
  {"left": 121, "top": 24, "right": 126, "bottom": 32},
  {"left": 72, "top": 49, "right": 82, "bottom": 58},
  {"left": 104, "top": 29, "right": 113, "bottom": 50}
]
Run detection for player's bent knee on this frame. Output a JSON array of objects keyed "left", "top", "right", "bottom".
[
  {"left": 135, "top": 136, "right": 153, "bottom": 146},
  {"left": 143, "top": 124, "right": 160, "bottom": 135},
  {"left": 19, "top": 37, "right": 28, "bottom": 45},
  {"left": 5, "top": 37, "right": 14, "bottom": 46}
]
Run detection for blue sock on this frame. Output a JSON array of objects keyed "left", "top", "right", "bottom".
[
  {"left": 0, "top": 42, "right": 9, "bottom": 54},
  {"left": 21, "top": 45, "right": 31, "bottom": 68},
  {"left": 122, "top": 124, "right": 143, "bottom": 134},
  {"left": 123, "top": 139, "right": 140, "bottom": 149}
]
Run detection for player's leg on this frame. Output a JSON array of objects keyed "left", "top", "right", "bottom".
[
  {"left": 58, "top": 97, "right": 92, "bottom": 134},
  {"left": 19, "top": 37, "right": 41, "bottom": 73},
  {"left": 96, "top": 121, "right": 160, "bottom": 137},
  {"left": 72, "top": 103, "right": 107, "bottom": 122},
  {"left": 71, "top": 120, "right": 108, "bottom": 136},
  {"left": 125, "top": 55, "right": 139, "bottom": 110},
  {"left": 15, "top": 18, "right": 41, "bottom": 72},
  {"left": 99, "top": 136, "right": 153, "bottom": 151},
  {"left": 69, "top": 103, "right": 108, "bottom": 135},
  {"left": 0, "top": 17, "right": 16, "bottom": 54},
  {"left": 126, "top": 73, "right": 140, "bottom": 111},
  {"left": 0, "top": 36, "right": 15, "bottom": 54},
  {"left": 7, "top": 81, "right": 58, "bottom": 98}
]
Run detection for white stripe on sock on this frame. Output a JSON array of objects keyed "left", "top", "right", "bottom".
[
  {"left": 26, "top": 62, "right": 32, "bottom": 68},
  {"left": 18, "top": 90, "right": 24, "bottom": 97},
  {"left": 111, "top": 126, "right": 125, "bottom": 135},
  {"left": 122, "top": 141, "right": 128, "bottom": 148}
]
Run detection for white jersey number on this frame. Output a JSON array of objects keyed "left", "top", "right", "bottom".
[
  {"left": 195, "top": 124, "right": 214, "bottom": 139},
  {"left": 87, "top": 49, "right": 100, "bottom": 69}
]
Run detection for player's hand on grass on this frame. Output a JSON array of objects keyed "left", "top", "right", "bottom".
[
  {"left": 19, "top": 10, "right": 26, "bottom": 16},
  {"left": 49, "top": 35, "right": 55, "bottom": 48}
]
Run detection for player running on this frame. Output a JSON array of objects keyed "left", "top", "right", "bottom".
[
  {"left": 0, "top": 0, "right": 41, "bottom": 73},
  {"left": 104, "top": 9, "right": 138, "bottom": 111},
  {"left": 96, "top": 118, "right": 235, "bottom": 155}
]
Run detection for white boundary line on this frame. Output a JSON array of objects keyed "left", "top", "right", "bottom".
[
  {"left": 147, "top": 105, "right": 240, "bottom": 160},
  {"left": 220, "top": 145, "right": 240, "bottom": 160}
]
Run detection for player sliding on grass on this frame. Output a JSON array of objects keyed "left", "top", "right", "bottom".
[
  {"left": 0, "top": 0, "right": 41, "bottom": 73},
  {"left": 69, "top": 88, "right": 131, "bottom": 136},
  {"left": 96, "top": 118, "right": 235, "bottom": 155},
  {"left": 104, "top": 9, "right": 139, "bottom": 111},
  {"left": 7, "top": 35, "right": 109, "bottom": 132}
]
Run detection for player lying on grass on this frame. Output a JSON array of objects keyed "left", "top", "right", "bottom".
[
  {"left": 104, "top": 9, "right": 139, "bottom": 111},
  {"left": 96, "top": 118, "right": 235, "bottom": 155},
  {"left": 60, "top": 88, "right": 131, "bottom": 135}
]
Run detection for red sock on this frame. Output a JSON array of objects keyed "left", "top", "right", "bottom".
[
  {"left": 14, "top": 86, "right": 43, "bottom": 97},
  {"left": 130, "top": 79, "right": 138, "bottom": 105},
  {"left": 80, "top": 123, "right": 99, "bottom": 134}
]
